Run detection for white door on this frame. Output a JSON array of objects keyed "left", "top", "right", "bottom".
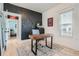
[
  {"left": 0, "top": 11, "right": 5, "bottom": 56},
  {"left": 0, "top": 19, "right": 2, "bottom": 56},
  {"left": 4, "top": 12, "right": 10, "bottom": 48}
]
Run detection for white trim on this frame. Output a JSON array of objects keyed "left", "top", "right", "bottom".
[
  {"left": 3, "top": 11, "right": 22, "bottom": 41},
  {"left": 57, "top": 7, "right": 74, "bottom": 38},
  {"left": 0, "top": 3, "right": 3, "bottom": 11}
]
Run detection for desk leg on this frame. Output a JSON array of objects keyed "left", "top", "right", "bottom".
[
  {"left": 35, "top": 40, "right": 37, "bottom": 55},
  {"left": 31, "top": 39, "right": 38, "bottom": 56},
  {"left": 45, "top": 36, "right": 53, "bottom": 49},
  {"left": 45, "top": 38, "right": 47, "bottom": 46},
  {"left": 31, "top": 39, "right": 33, "bottom": 52},
  {"left": 51, "top": 36, "right": 53, "bottom": 49}
]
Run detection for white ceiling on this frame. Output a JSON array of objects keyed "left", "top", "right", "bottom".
[{"left": 11, "top": 3, "right": 59, "bottom": 13}]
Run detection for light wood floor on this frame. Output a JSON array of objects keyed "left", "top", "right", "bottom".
[
  {"left": 3, "top": 38, "right": 79, "bottom": 56},
  {"left": 3, "top": 38, "right": 21, "bottom": 56}
]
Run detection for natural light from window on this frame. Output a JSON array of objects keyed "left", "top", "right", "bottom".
[{"left": 60, "top": 10, "right": 72, "bottom": 36}]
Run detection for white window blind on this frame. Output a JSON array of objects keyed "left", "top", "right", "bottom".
[{"left": 60, "top": 11, "right": 72, "bottom": 36}]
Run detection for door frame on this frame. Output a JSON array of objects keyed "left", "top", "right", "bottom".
[
  {"left": 8, "top": 19, "right": 18, "bottom": 39},
  {"left": 4, "top": 11, "right": 22, "bottom": 41}
]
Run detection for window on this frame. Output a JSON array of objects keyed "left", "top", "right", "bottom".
[{"left": 60, "top": 10, "right": 73, "bottom": 36}]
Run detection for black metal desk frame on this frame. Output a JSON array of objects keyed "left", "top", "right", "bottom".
[{"left": 31, "top": 36, "right": 53, "bottom": 55}]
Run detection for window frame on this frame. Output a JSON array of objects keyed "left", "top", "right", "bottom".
[{"left": 58, "top": 8, "right": 74, "bottom": 37}]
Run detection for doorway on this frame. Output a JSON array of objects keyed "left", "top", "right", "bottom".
[
  {"left": 8, "top": 18, "right": 18, "bottom": 40},
  {"left": 0, "top": 11, "right": 21, "bottom": 56},
  {"left": 3, "top": 11, "right": 21, "bottom": 51},
  {"left": 5, "top": 11, "right": 21, "bottom": 39}
]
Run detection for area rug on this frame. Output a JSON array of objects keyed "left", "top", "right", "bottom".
[{"left": 16, "top": 40, "right": 70, "bottom": 56}]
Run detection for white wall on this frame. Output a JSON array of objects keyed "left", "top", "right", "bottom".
[
  {"left": 0, "top": 3, "right": 3, "bottom": 11},
  {"left": 42, "top": 3, "right": 79, "bottom": 50}
]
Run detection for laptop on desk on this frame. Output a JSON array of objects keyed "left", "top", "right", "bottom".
[{"left": 32, "top": 29, "right": 40, "bottom": 35}]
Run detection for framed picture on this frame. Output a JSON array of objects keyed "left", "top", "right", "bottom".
[{"left": 48, "top": 17, "right": 53, "bottom": 27}]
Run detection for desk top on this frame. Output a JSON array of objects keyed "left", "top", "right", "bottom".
[{"left": 29, "top": 34, "right": 52, "bottom": 40}]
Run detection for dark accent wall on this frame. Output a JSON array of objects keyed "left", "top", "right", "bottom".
[{"left": 4, "top": 3, "right": 42, "bottom": 40}]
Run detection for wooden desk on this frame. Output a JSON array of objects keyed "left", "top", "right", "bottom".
[{"left": 29, "top": 34, "right": 53, "bottom": 55}]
